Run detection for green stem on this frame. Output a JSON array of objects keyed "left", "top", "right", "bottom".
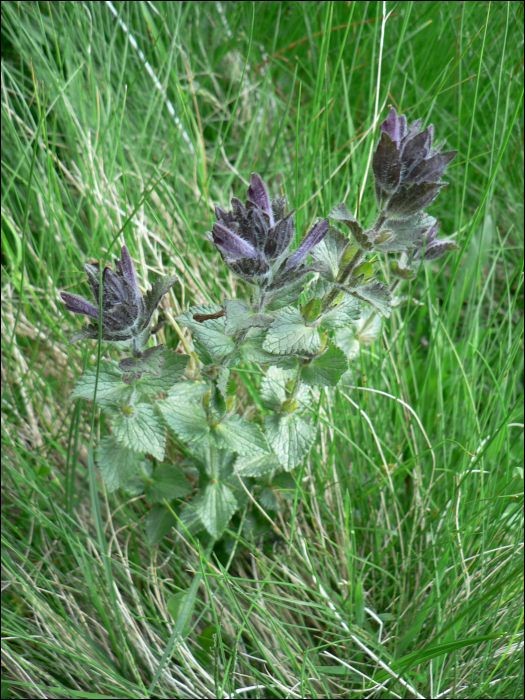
[{"left": 321, "top": 249, "right": 365, "bottom": 314}]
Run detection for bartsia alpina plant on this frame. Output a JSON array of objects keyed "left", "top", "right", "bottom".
[{"left": 61, "top": 106, "right": 458, "bottom": 546}]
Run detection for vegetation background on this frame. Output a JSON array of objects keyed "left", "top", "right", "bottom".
[{"left": 2, "top": 1, "right": 523, "bottom": 698}]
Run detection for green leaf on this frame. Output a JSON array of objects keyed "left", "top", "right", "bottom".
[
  {"left": 96, "top": 436, "right": 145, "bottom": 492},
  {"left": 223, "top": 472, "right": 253, "bottom": 508},
  {"left": 158, "top": 397, "right": 210, "bottom": 442},
  {"left": 122, "top": 474, "right": 147, "bottom": 497},
  {"left": 146, "top": 504, "right": 177, "bottom": 545},
  {"left": 266, "top": 277, "right": 306, "bottom": 311},
  {"left": 70, "top": 361, "right": 131, "bottom": 403},
  {"left": 264, "top": 412, "right": 316, "bottom": 471},
  {"left": 272, "top": 472, "right": 296, "bottom": 499},
  {"left": 306, "top": 276, "right": 334, "bottom": 301},
  {"left": 241, "top": 328, "right": 296, "bottom": 368},
  {"left": 196, "top": 625, "right": 218, "bottom": 655},
  {"left": 135, "top": 351, "right": 189, "bottom": 394},
  {"left": 112, "top": 403, "right": 166, "bottom": 460},
  {"left": 260, "top": 366, "right": 309, "bottom": 410},
  {"left": 328, "top": 203, "right": 372, "bottom": 250},
  {"left": 301, "top": 297, "right": 323, "bottom": 323},
  {"left": 189, "top": 444, "right": 236, "bottom": 478},
  {"left": 320, "top": 295, "right": 361, "bottom": 330},
  {"left": 143, "top": 274, "right": 178, "bottom": 326},
  {"left": 119, "top": 344, "right": 166, "bottom": 377},
  {"left": 196, "top": 482, "right": 238, "bottom": 538},
  {"left": 167, "top": 380, "right": 209, "bottom": 402},
  {"left": 258, "top": 487, "right": 279, "bottom": 512},
  {"left": 178, "top": 304, "right": 235, "bottom": 359},
  {"left": 212, "top": 415, "right": 269, "bottom": 456},
  {"left": 146, "top": 464, "right": 193, "bottom": 502},
  {"left": 334, "top": 310, "right": 382, "bottom": 360},
  {"left": 347, "top": 281, "right": 392, "bottom": 318},
  {"left": 263, "top": 307, "right": 322, "bottom": 356},
  {"left": 175, "top": 498, "right": 206, "bottom": 537},
  {"left": 310, "top": 225, "right": 349, "bottom": 281},
  {"left": 301, "top": 342, "right": 349, "bottom": 387},
  {"left": 217, "top": 366, "right": 230, "bottom": 398},
  {"left": 235, "top": 453, "right": 281, "bottom": 477},
  {"left": 224, "top": 299, "right": 273, "bottom": 334},
  {"left": 390, "top": 260, "right": 416, "bottom": 280}
]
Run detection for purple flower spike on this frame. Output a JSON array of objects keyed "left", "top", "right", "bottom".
[
  {"left": 209, "top": 174, "right": 330, "bottom": 284},
  {"left": 373, "top": 106, "right": 457, "bottom": 212},
  {"left": 60, "top": 292, "right": 100, "bottom": 320},
  {"left": 286, "top": 219, "right": 329, "bottom": 270},
  {"left": 60, "top": 245, "right": 177, "bottom": 352},
  {"left": 120, "top": 245, "right": 143, "bottom": 309},
  {"left": 247, "top": 173, "right": 274, "bottom": 227},
  {"left": 413, "top": 221, "right": 460, "bottom": 263},
  {"left": 380, "top": 107, "right": 407, "bottom": 147},
  {"left": 212, "top": 223, "right": 258, "bottom": 260}
]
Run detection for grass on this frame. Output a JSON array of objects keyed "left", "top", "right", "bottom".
[{"left": 1, "top": 1, "right": 523, "bottom": 698}]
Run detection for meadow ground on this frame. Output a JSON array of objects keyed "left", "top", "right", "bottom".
[{"left": 1, "top": 2, "right": 523, "bottom": 698}]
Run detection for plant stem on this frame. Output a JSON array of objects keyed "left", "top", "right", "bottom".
[{"left": 321, "top": 249, "right": 365, "bottom": 313}]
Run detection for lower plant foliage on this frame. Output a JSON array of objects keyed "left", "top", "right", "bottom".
[{"left": 61, "top": 108, "right": 458, "bottom": 545}]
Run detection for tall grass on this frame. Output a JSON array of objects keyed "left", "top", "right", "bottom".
[{"left": 2, "top": 2, "right": 523, "bottom": 698}]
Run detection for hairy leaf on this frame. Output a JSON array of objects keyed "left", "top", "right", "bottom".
[
  {"left": 70, "top": 362, "right": 130, "bottom": 403},
  {"left": 135, "top": 351, "right": 188, "bottom": 394},
  {"left": 328, "top": 203, "right": 372, "bottom": 250},
  {"left": 167, "top": 380, "right": 209, "bottom": 402},
  {"left": 158, "top": 397, "right": 210, "bottom": 442},
  {"left": 386, "top": 182, "right": 445, "bottom": 218},
  {"left": 265, "top": 277, "right": 306, "bottom": 311},
  {"left": 146, "top": 505, "right": 178, "bottom": 545},
  {"left": 143, "top": 275, "right": 178, "bottom": 328},
  {"left": 178, "top": 304, "right": 235, "bottom": 359},
  {"left": 320, "top": 295, "right": 361, "bottom": 330},
  {"left": 176, "top": 499, "right": 205, "bottom": 537},
  {"left": 334, "top": 310, "right": 382, "bottom": 360},
  {"left": 310, "top": 225, "right": 349, "bottom": 281},
  {"left": 119, "top": 344, "right": 166, "bottom": 377},
  {"left": 301, "top": 342, "right": 349, "bottom": 387},
  {"left": 348, "top": 282, "right": 392, "bottom": 318},
  {"left": 264, "top": 412, "right": 317, "bottom": 471},
  {"left": 241, "top": 328, "right": 296, "bottom": 368},
  {"left": 373, "top": 132, "right": 402, "bottom": 205},
  {"left": 263, "top": 308, "right": 322, "bottom": 356},
  {"left": 96, "top": 436, "right": 145, "bottom": 492},
  {"left": 212, "top": 415, "right": 269, "bottom": 455},
  {"left": 260, "top": 366, "right": 309, "bottom": 410},
  {"left": 197, "top": 482, "right": 238, "bottom": 538},
  {"left": 112, "top": 403, "right": 166, "bottom": 460},
  {"left": 224, "top": 299, "right": 273, "bottom": 334},
  {"left": 223, "top": 472, "right": 253, "bottom": 508},
  {"left": 259, "top": 487, "right": 279, "bottom": 512},
  {"left": 235, "top": 453, "right": 281, "bottom": 477},
  {"left": 146, "top": 464, "right": 193, "bottom": 502},
  {"left": 374, "top": 214, "right": 436, "bottom": 253}
]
